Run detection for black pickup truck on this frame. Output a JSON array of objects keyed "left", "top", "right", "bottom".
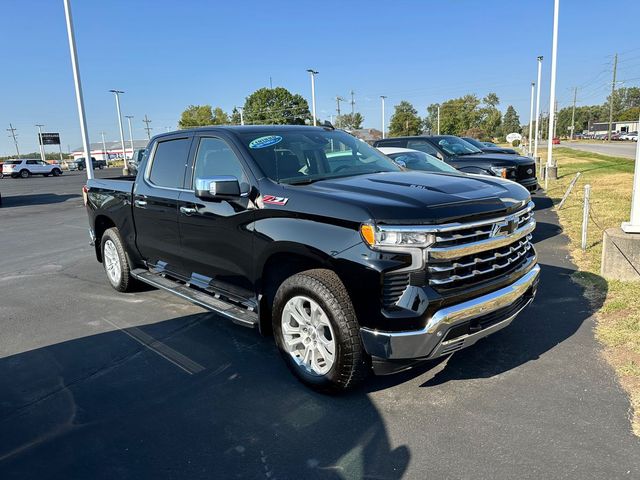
[
  {"left": 84, "top": 125, "right": 539, "bottom": 392},
  {"left": 374, "top": 135, "right": 538, "bottom": 192}
]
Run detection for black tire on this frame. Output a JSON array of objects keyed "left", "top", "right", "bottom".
[
  {"left": 52, "top": 168, "right": 61, "bottom": 177},
  {"left": 98, "top": 164, "right": 104, "bottom": 170},
  {"left": 272, "top": 269, "right": 369, "bottom": 393},
  {"left": 19, "top": 169, "right": 30, "bottom": 179},
  {"left": 11, "top": 174, "right": 18, "bottom": 179},
  {"left": 43, "top": 173, "right": 50, "bottom": 177},
  {"left": 100, "top": 228, "right": 135, "bottom": 292},
  {"left": 78, "top": 164, "right": 84, "bottom": 171}
]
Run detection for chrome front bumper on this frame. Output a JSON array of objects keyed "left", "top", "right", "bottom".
[{"left": 360, "top": 264, "right": 540, "bottom": 360}]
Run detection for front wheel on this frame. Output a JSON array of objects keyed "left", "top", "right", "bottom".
[
  {"left": 101, "top": 228, "right": 135, "bottom": 292},
  {"left": 52, "top": 168, "right": 61, "bottom": 177},
  {"left": 272, "top": 269, "right": 369, "bottom": 393},
  {"left": 19, "top": 169, "right": 30, "bottom": 178}
]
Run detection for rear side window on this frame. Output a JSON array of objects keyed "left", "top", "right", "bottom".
[
  {"left": 407, "top": 140, "right": 440, "bottom": 156},
  {"left": 148, "top": 138, "right": 190, "bottom": 188}
]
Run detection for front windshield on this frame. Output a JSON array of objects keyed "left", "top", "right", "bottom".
[
  {"left": 462, "top": 137, "right": 485, "bottom": 149},
  {"left": 431, "top": 136, "right": 483, "bottom": 156},
  {"left": 387, "top": 151, "right": 458, "bottom": 174},
  {"left": 238, "top": 129, "right": 401, "bottom": 184}
]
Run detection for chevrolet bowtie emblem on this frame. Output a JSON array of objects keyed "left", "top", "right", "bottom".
[{"left": 491, "top": 215, "right": 518, "bottom": 237}]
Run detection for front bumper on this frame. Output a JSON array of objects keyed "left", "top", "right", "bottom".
[{"left": 360, "top": 264, "right": 540, "bottom": 360}]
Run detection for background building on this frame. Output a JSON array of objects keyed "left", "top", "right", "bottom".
[{"left": 71, "top": 140, "right": 148, "bottom": 160}]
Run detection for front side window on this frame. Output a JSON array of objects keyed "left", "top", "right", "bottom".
[
  {"left": 238, "top": 130, "right": 400, "bottom": 184},
  {"left": 27, "top": 160, "right": 38, "bottom": 165},
  {"left": 388, "top": 151, "right": 458, "bottom": 173},
  {"left": 148, "top": 138, "right": 191, "bottom": 188},
  {"left": 192, "top": 137, "right": 249, "bottom": 191}
]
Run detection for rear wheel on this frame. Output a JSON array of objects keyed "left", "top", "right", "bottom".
[
  {"left": 19, "top": 169, "right": 30, "bottom": 178},
  {"left": 101, "top": 228, "right": 135, "bottom": 292},
  {"left": 52, "top": 168, "right": 62, "bottom": 177},
  {"left": 272, "top": 269, "right": 369, "bottom": 393}
]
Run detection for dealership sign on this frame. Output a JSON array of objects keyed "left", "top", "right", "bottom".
[
  {"left": 505, "top": 132, "right": 522, "bottom": 143},
  {"left": 38, "top": 132, "right": 61, "bottom": 145}
]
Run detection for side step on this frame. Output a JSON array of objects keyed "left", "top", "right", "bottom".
[{"left": 131, "top": 268, "right": 259, "bottom": 328}]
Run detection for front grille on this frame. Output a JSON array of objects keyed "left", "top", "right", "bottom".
[
  {"left": 426, "top": 203, "right": 536, "bottom": 292},
  {"left": 517, "top": 163, "right": 536, "bottom": 181}
]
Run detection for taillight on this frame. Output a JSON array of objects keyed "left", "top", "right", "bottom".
[{"left": 82, "top": 185, "right": 88, "bottom": 206}]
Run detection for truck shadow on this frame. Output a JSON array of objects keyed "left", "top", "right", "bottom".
[
  {"left": 0, "top": 193, "right": 80, "bottom": 208},
  {"left": 0, "top": 313, "right": 409, "bottom": 480}
]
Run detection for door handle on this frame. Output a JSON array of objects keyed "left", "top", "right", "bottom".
[
  {"left": 134, "top": 199, "right": 147, "bottom": 208},
  {"left": 180, "top": 206, "right": 197, "bottom": 216}
]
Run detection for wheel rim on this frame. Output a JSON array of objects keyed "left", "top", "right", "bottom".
[
  {"left": 21, "top": 170, "right": 28, "bottom": 178},
  {"left": 103, "top": 239, "right": 121, "bottom": 284},
  {"left": 281, "top": 295, "right": 336, "bottom": 376}
]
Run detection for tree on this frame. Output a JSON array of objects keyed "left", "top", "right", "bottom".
[
  {"left": 337, "top": 112, "right": 364, "bottom": 130},
  {"left": 178, "top": 105, "right": 215, "bottom": 128},
  {"left": 212, "top": 107, "right": 230, "bottom": 125},
  {"left": 388, "top": 101, "right": 423, "bottom": 137},
  {"left": 479, "top": 93, "right": 501, "bottom": 137},
  {"left": 438, "top": 94, "right": 482, "bottom": 135},
  {"left": 243, "top": 87, "right": 310, "bottom": 125},
  {"left": 230, "top": 107, "right": 242, "bottom": 125},
  {"left": 606, "top": 87, "right": 640, "bottom": 118},
  {"left": 502, "top": 105, "right": 521, "bottom": 135}
]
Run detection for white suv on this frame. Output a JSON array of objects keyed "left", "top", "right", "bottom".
[{"left": 2, "top": 159, "right": 63, "bottom": 179}]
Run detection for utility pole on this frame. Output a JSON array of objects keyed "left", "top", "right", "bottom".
[
  {"left": 335, "top": 96, "right": 344, "bottom": 127},
  {"left": 109, "top": 90, "right": 127, "bottom": 164},
  {"left": 534, "top": 56, "right": 543, "bottom": 160},
  {"left": 7, "top": 123, "right": 20, "bottom": 158},
  {"left": 125, "top": 115, "right": 134, "bottom": 158},
  {"left": 437, "top": 105, "right": 441, "bottom": 135},
  {"left": 306, "top": 69, "right": 318, "bottom": 126},
  {"left": 143, "top": 114, "right": 152, "bottom": 140},
  {"left": 35, "top": 124, "right": 46, "bottom": 162},
  {"left": 101, "top": 131, "right": 108, "bottom": 163},
  {"left": 607, "top": 53, "right": 618, "bottom": 143},
  {"left": 570, "top": 87, "right": 577, "bottom": 141},
  {"left": 350, "top": 90, "right": 355, "bottom": 115},
  {"left": 380, "top": 96, "right": 387, "bottom": 139},
  {"left": 63, "top": 0, "right": 93, "bottom": 178},
  {"left": 528, "top": 82, "right": 535, "bottom": 155}
]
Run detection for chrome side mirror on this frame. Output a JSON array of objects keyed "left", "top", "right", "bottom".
[{"left": 194, "top": 176, "right": 241, "bottom": 200}]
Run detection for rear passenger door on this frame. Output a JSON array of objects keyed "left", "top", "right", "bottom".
[
  {"left": 134, "top": 135, "right": 194, "bottom": 277},
  {"left": 177, "top": 134, "right": 256, "bottom": 301}
]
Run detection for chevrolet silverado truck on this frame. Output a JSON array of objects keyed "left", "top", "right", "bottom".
[
  {"left": 84, "top": 125, "right": 539, "bottom": 392},
  {"left": 374, "top": 135, "right": 538, "bottom": 192}
]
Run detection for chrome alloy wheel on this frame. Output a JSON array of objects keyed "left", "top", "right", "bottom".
[
  {"left": 281, "top": 295, "right": 336, "bottom": 376},
  {"left": 103, "top": 239, "right": 121, "bottom": 284}
]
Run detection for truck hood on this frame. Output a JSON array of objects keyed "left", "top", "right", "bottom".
[
  {"left": 276, "top": 171, "right": 530, "bottom": 225},
  {"left": 453, "top": 153, "right": 534, "bottom": 165}
]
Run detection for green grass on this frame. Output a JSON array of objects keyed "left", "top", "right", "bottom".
[{"left": 544, "top": 146, "right": 640, "bottom": 435}]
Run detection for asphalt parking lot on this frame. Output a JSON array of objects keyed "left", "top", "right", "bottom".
[{"left": 1, "top": 170, "right": 639, "bottom": 479}]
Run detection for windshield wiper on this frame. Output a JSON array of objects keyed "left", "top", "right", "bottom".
[{"left": 286, "top": 177, "right": 323, "bottom": 185}]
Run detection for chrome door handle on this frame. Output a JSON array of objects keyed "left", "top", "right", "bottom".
[
  {"left": 180, "top": 206, "right": 197, "bottom": 216},
  {"left": 134, "top": 199, "right": 147, "bottom": 208}
]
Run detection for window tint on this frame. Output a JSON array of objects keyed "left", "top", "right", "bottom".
[
  {"left": 406, "top": 140, "right": 439, "bottom": 156},
  {"left": 148, "top": 138, "right": 190, "bottom": 188},
  {"left": 193, "top": 137, "right": 249, "bottom": 190},
  {"left": 27, "top": 160, "right": 38, "bottom": 165}
]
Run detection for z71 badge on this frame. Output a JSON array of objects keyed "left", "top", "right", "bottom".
[{"left": 262, "top": 195, "right": 289, "bottom": 206}]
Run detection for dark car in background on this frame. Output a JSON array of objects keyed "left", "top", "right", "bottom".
[
  {"left": 374, "top": 135, "right": 538, "bottom": 192},
  {"left": 126, "top": 148, "right": 146, "bottom": 175},
  {"left": 462, "top": 137, "right": 517, "bottom": 155},
  {"left": 75, "top": 157, "right": 106, "bottom": 170}
]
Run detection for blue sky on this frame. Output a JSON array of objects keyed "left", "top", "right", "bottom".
[{"left": 2, "top": 0, "right": 640, "bottom": 155}]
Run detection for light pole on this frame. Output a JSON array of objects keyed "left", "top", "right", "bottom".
[
  {"left": 380, "top": 96, "right": 387, "bottom": 138},
  {"left": 306, "top": 69, "right": 318, "bottom": 126},
  {"left": 621, "top": 113, "right": 640, "bottom": 233},
  {"left": 528, "top": 82, "right": 535, "bottom": 156},
  {"left": 125, "top": 115, "right": 134, "bottom": 158},
  {"left": 545, "top": 0, "right": 560, "bottom": 186},
  {"left": 237, "top": 106, "right": 244, "bottom": 126},
  {"left": 100, "top": 131, "right": 108, "bottom": 164},
  {"left": 63, "top": 0, "right": 93, "bottom": 178},
  {"left": 35, "top": 124, "right": 46, "bottom": 162},
  {"left": 109, "top": 90, "right": 127, "bottom": 164},
  {"left": 437, "top": 105, "right": 441, "bottom": 135},
  {"left": 534, "top": 56, "right": 543, "bottom": 161}
]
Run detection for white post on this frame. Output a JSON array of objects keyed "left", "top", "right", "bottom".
[
  {"left": 528, "top": 82, "right": 535, "bottom": 156},
  {"left": 622, "top": 114, "right": 640, "bottom": 233},
  {"left": 545, "top": 0, "right": 560, "bottom": 189},
  {"left": 63, "top": 0, "right": 93, "bottom": 179},
  {"left": 307, "top": 69, "right": 318, "bottom": 126},
  {"left": 437, "top": 106, "right": 441, "bottom": 135},
  {"left": 534, "top": 56, "right": 543, "bottom": 159},
  {"left": 110, "top": 90, "right": 127, "bottom": 162},
  {"left": 35, "top": 124, "right": 46, "bottom": 162},
  {"left": 380, "top": 96, "right": 387, "bottom": 138},
  {"left": 582, "top": 184, "right": 591, "bottom": 250},
  {"left": 238, "top": 107, "right": 244, "bottom": 126},
  {"left": 101, "top": 131, "right": 108, "bottom": 164},
  {"left": 125, "top": 115, "right": 134, "bottom": 158}
]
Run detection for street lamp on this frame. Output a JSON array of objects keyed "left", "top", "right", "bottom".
[
  {"left": 100, "top": 131, "right": 108, "bottom": 164},
  {"left": 380, "top": 96, "right": 387, "bottom": 139},
  {"left": 35, "top": 124, "right": 46, "bottom": 162},
  {"left": 528, "top": 82, "right": 535, "bottom": 156},
  {"left": 307, "top": 69, "right": 318, "bottom": 126},
  {"left": 125, "top": 115, "right": 134, "bottom": 159},
  {"left": 534, "top": 56, "right": 543, "bottom": 160},
  {"left": 545, "top": 0, "right": 560, "bottom": 185},
  {"left": 109, "top": 89, "right": 127, "bottom": 165}
]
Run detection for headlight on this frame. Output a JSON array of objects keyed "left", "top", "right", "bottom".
[
  {"left": 490, "top": 166, "right": 509, "bottom": 178},
  {"left": 360, "top": 224, "right": 435, "bottom": 248}
]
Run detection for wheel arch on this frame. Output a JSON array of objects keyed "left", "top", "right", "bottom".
[{"left": 93, "top": 214, "right": 117, "bottom": 262}]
